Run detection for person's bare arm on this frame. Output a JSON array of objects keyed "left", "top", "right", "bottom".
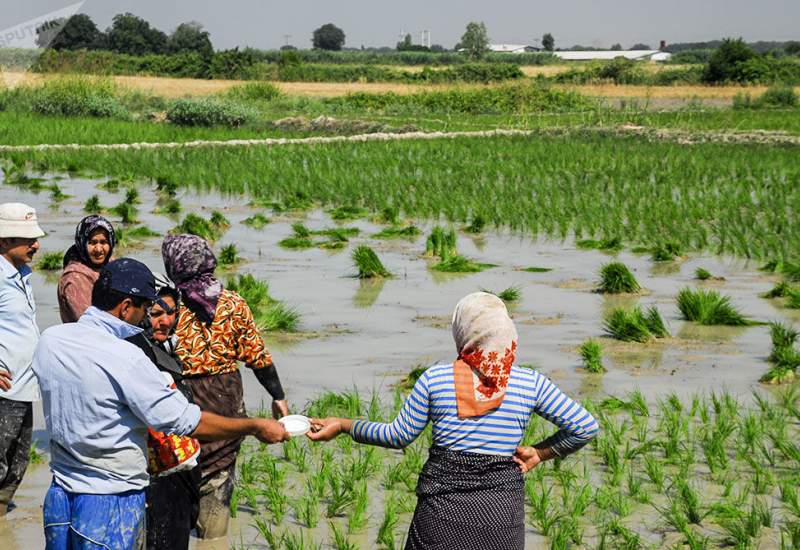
[
  {"left": 512, "top": 445, "right": 558, "bottom": 473},
  {"left": 191, "top": 411, "right": 289, "bottom": 444},
  {"left": 0, "top": 369, "right": 11, "bottom": 392}
]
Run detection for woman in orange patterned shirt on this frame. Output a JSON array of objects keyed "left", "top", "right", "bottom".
[{"left": 162, "top": 234, "right": 289, "bottom": 540}]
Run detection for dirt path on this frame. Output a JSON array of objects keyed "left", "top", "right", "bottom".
[{"left": 0, "top": 125, "right": 798, "bottom": 154}]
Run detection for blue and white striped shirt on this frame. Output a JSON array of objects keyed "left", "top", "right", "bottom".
[{"left": 352, "top": 364, "right": 599, "bottom": 457}]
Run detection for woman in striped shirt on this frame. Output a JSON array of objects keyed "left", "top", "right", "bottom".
[{"left": 308, "top": 292, "right": 599, "bottom": 550}]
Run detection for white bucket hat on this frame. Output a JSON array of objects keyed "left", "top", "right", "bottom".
[{"left": 0, "top": 203, "right": 45, "bottom": 239}]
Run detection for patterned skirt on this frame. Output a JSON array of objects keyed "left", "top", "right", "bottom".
[{"left": 405, "top": 445, "right": 525, "bottom": 550}]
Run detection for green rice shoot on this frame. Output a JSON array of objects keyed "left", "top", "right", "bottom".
[
  {"left": 83, "top": 195, "right": 103, "bottom": 213},
  {"left": 226, "top": 273, "right": 299, "bottom": 332},
  {"left": 579, "top": 339, "right": 605, "bottom": 373},
  {"left": 219, "top": 244, "right": 241, "bottom": 266},
  {"left": 35, "top": 251, "right": 63, "bottom": 271},
  {"left": 676, "top": 288, "right": 754, "bottom": 326},
  {"left": 352, "top": 245, "right": 391, "bottom": 279},
  {"left": 598, "top": 262, "right": 640, "bottom": 294},
  {"left": 242, "top": 213, "right": 271, "bottom": 230}
]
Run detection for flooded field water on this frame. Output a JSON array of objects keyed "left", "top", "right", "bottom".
[{"left": 0, "top": 173, "right": 792, "bottom": 548}]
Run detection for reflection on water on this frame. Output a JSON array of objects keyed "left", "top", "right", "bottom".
[
  {"left": 600, "top": 293, "right": 640, "bottom": 316},
  {"left": 650, "top": 260, "right": 683, "bottom": 277},
  {"left": 353, "top": 278, "right": 387, "bottom": 308},
  {"left": 677, "top": 322, "right": 749, "bottom": 344}
]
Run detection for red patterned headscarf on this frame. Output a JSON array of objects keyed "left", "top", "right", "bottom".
[{"left": 451, "top": 292, "right": 518, "bottom": 418}]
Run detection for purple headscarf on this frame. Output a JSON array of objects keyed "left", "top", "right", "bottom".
[
  {"left": 162, "top": 234, "right": 222, "bottom": 325},
  {"left": 63, "top": 215, "right": 116, "bottom": 268}
]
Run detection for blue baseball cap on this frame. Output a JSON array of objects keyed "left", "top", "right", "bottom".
[{"left": 102, "top": 258, "right": 158, "bottom": 301}]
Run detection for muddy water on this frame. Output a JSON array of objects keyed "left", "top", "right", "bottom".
[{"left": 0, "top": 174, "right": 788, "bottom": 548}]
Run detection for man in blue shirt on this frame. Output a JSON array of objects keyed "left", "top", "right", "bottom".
[
  {"left": 0, "top": 202, "right": 45, "bottom": 516},
  {"left": 33, "top": 258, "right": 289, "bottom": 549}
]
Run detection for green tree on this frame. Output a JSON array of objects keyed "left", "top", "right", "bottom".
[
  {"left": 785, "top": 41, "right": 800, "bottom": 55},
  {"left": 312, "top": 23, "right": 345, "bottom": 51},
  {"left": 610, "top": 43, "right": 623, "bottom": 51},
  {"left": 36, "top": 14, "right": 106, "bottom": 50},
  {"left": 460, "top": 21, "right": 489, "bottom": 60},
  {"left": 168, "top": 22, "right": 213, "bottom": 56},
  {"left": 630, "top": 43, "right": 651, "bottom": 50},
  {"left": 397, "top": 33, "right": 413, "bottom": 51},
  {"left": 107, "top": 13, "right": 168, "bottom": 55},
  {"left": 542, "top": 33, "right": 554, "bottom": 52},
  {"left": 702, "top": 37, "right": 757, "bottom": 83}
]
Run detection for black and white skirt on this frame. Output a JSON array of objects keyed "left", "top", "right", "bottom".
[{"left": 404, "top": 445, "right": 525, "bottom": 550}]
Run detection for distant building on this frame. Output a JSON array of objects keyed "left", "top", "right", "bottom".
[
  {"left": 553, "top": 50, "right": 672, "bottom": 62},
  {"left": 487, "top": 44, "right": 542, "bottom": 54}
]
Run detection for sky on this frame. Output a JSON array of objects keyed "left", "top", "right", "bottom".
[{"left": 3, "top": 0, "right": 799, "bottom": 51}]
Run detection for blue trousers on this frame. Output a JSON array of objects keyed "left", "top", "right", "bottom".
[{"left": 43, "top": 480, "right": 145, "bottom": 550}]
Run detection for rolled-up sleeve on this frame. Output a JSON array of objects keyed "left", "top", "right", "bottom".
[{"left": 119, "top": 354, "right": 202, "bottom": 436}]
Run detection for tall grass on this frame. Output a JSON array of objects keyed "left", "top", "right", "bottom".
[{"left": 676, "top": 288, "right": 754, "bottom": 326}]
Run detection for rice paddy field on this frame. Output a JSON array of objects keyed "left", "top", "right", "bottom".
[{"left": 1, "top": 72, "right": 800, "bottom": 549}]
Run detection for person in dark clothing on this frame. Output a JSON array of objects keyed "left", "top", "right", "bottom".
[{"left": 126, "top": 273, "right": 200, "bottom": 550}]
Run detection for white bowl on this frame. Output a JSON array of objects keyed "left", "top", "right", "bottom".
[{"left": 278, "top": 415, "right": 311, "bottom": 437}]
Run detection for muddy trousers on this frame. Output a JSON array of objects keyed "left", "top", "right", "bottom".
[
  {"left": 0, "top": 398, "right": 32, "bottom": 515},
  {"left": 145, "top": 469, "right": 200, "bottom": 550},
  {"left": 195, "top": 463, "right": 235, "bottom": 540}
]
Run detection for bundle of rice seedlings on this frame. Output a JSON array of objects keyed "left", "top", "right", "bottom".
[
  {"left": 769, "top": 321, "right": 799, "bottom": 352},
  {"left": 695, "top": 268, "right": 712, "bottom": 280},
  {"left": 124, "top": 187, "right": 140, "bottom": 205},
  {"left": 644, "top": 306, "right": 669, "bottom": 338},
  {"left": 521, "top": 266, "right": 553, "bottom": 273},
  {"left": 579, "top": 339, "right": 605, "bottom": 373},
  {"left": 483, "top": 286, "right": 521, "bottom": 303},
  {"left": 83, "top": 195, "right": 103, "bottom": 214},
  {"left": 425, "top": 226, "right": 457, "bottom": 259},
  {"left": 49, "top": 184, "right": 69, "bottom": 202},
  {"left": 465, "top": 214, "right": 487, "bottom": 234},
  {"left": 787, "top": 289, "right": 800, "bottom": 309},
  {"left": 155, "top": 176, "right": 178, "bottom": 197},
  {"left": 278, "top": 222, "right": 314, "bottom": 249},
  {"left": 651, "top": 241, "right": 683, "bottom": 262},
  {"left": 172, "top": 213, "right": 218, "bottom": 240},
  {"left": 577, "top": 236, "right": 623, "bottom": 251},
  {"left": 155, "top": 198, "right": 182, "bottom": 215},
  {"left": 98, "top": 178, "right": 120, "bottom": 193},
  {"left": 598, "top": 262, "right": 640, "bottom": 294},
  {"left": 372, "top": 225, "right": 421, "bottom": 239},
  {"left": 227, "top": 274, "right": 299, "bottom": 332},
  {"left": 210, "top": 210, "right": 230, "bottom": 230},
  {"left": 318, "top": 229, "right": 350, "bottom": 249},
  {"left": 378, "top": 205, "right": 399, "bottom": 225},
  {"left": 762, "top": 281, "right": 793, "bottom": 299},
  {"left": 116, "top": 226, "right": 160, "bottom": 248},
  {"left": 330, "top": 205, "right": 368, "bottom": 221},
  {"left": 676, "top": 288, "right": 753, "bottom": 326},
  {"left": 218, "top": 244, "right": 241, "bottom": 266},
  {"left": 241, "top": 213, "right": 270, "bottom": 230},
  {"left": 603, "top": 306, "right": 661, "bottom": 343},
  {"left": 432, "top": 255, "right": 493, "bottom": 273},
  {"left": 762, "top": 322, "right": 800, "bottom": 384},
  {"left": 35, "top": 252, "right": 63, "bottom": 271},
  {"left": 110, "top": 202, "right": 138, "bottom": 224},
  {"left": 352, "top": 245, "right": 391, "bottom": 278},
  {"left": 781, "top": 262, "right": 800, "bottom": 282}
]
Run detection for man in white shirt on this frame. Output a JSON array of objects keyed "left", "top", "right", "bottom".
[{"left": 0, "top": 202, "right": 45, "bottom": 516}]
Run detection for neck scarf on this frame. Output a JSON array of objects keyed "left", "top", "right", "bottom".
[
  {"left": 161, "top": 234, "right": 222, "bottom": 325},
  {"left": 451, "top": 292, "right": 518, "bottom": 418},
  {"left": 63, "top": 215, "right": 116, "bottom": 269}
]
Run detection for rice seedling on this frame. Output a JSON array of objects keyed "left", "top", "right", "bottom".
[
  {"left": 644, "top": 305, "right": 669, "bottom": 338},
  {"left": 377, "top": 205, "right": 399, "bottom": 225},
  {"left": 292, "top": 486, "right": 319, "bottom": 528},
  {"left": 263, "top": 484, "right": 288, "bottom": 524},
  {"left": 279, "top": 223, "right": 315, "bottom": 249},
  {"left": 643, "top": 454, "right": 664, "bottom": 491},
  {"left": 49, "top": 184, "right": 69, "bottom": 202},
  {"left": 115, "top": 225, "right": 160, "bottom": 248},
  {"left": 210, "top": 210, "right": 230, "bottom": 229},
  {"left": 83, "top": 194, "right": 103, "bottom": 213},
  {"left": 676, "top": 287, "right": 754, "bottom": 326},
  {"left": 432, "top": 253, "right": 494, "bottom": 273},
  {"left": 526, "top": 479, "right": 561, "bottom": 536},
  {"left": 226, "top": 273, "right": 300, "bottom": 332},
  {"left": 425, "top": 226, "right": 457, "bottom": 259},
  {"left": 330, "top": 521, "right": 357, "bottom": 550},
  {"left": 110, "top": 201, "right": 138, "bottom": 224},
  {"left": 376, "top": 496, "right": 399, "bottom": 549},
  {"left": 783, "top": 522, "right": 800, "bottom": 550},
  {"left": 253, "top": 516, "right": 283, "bottom": 549},
  {"left": 283, "top": 529, "right": 320, "bottom": 550},
  {"left": 788, "top": 289, "right": 800, "bottom": 309},
  {"left": 35, "top": 252, "right": 63, "bottom": 271},
  {"left": 579, "top": 339, "right": 605, "bottom": 373},
  {"left": 347, "top": 481, "right": 369, "bottom": 534},
  {"left": 598, "top": 262, "right": 640, "bottom": 294},
  {"left": 218, "top": 244, "right": 241, "bottom": 266},
  {"left": 521, "top": 266, "right": 552, "bottom": 273},
  {"left": 482, "top": 286, "right": 521, "bottom": 304},
  {"left": 28, "top": 440, "right": 44, "bottom": 464},
  {"left": 98, "top": 178, "right": 120, "bottom": 193},
  {"left": 694, "top": 267, "right": 717, "bottom": 280},
  {"left": 372, "top": 224, "right": 422, "bottom": 239},
  {"left": 352, "top": 245, "right": 391, "bottom": 278},
  {"left": 242, "top": 213, "right": 270, "bottom": 230},
  {"left": 464, "top": 214, "right": 486, "bottom": 234},
  {"left": 762, "top": 281, "right": 795, "bottom": 299},
  {"left": 675, "top": 477, "right": 704, "bottom": 524},
  {"left": 172, "top": 213, "right": 220, "bottom": 241}
]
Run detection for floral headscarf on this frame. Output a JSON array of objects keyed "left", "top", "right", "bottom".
[
  {"left": 62, "top": 215, "right": 116, "bottom": 268},
  {"left": 451, "top": 292, "right": 518, "bottom": 418},
  {"left": 161, "top": 234, "right": 222, "bottom": 325}
]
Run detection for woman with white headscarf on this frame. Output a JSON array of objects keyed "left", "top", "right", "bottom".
[{"left": 309, "top": 292, "right": 599, "bottom": 550}]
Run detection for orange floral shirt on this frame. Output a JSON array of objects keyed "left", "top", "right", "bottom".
[{"left": 174, "top": 289, "right": 273, "bottom": 376}]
